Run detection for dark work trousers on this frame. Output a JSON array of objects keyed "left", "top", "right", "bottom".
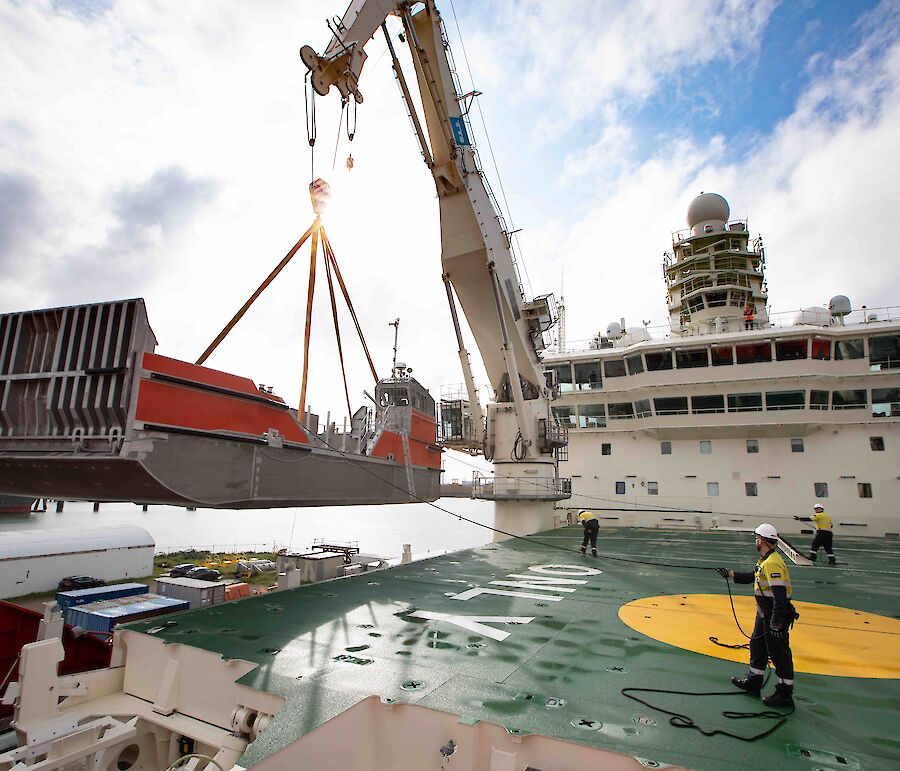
[
  {"left": 581, "top": 522, "right": 599, "bottom": 549},
  {"left": 749, "top": 612, "right": 794, "bottom": 682},
  {"left": 809, "top": 529, "right": 834, "bottom": 558}
]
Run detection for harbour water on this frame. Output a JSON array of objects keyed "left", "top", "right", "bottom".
[{"left": 0, "top": 498, "right": 498, "bottom": 558}]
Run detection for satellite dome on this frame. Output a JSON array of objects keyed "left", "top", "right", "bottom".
[
  {"left": 828, "top": 295, "right": 852, "bottom": 317},
  {"left": 606, "top": 322, "right": 623, "bottom": 338},
  {"left": 687, "top": 193, "right": 730, "bottom": 229}
]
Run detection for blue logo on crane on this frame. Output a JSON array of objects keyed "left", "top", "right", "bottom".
[{"left": 449, "top": 117, "right": 471, "bottom": 146}]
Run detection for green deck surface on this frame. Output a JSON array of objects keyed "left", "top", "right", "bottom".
[{"left": 125, "top": 528, "right": 900, "bottom": 770}]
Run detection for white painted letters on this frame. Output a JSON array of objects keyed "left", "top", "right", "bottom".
[{"left": 408, "top": 611, "right": 535, "bottom": 642}]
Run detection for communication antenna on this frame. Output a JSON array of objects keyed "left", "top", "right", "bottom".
[
  {"left": 558, "top": 266, "right": 566, "bottom": 354},
  {"left": 389, "top": 318, "right": 400, "bottom": 377}
]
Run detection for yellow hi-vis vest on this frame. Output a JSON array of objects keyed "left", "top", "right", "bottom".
[
  {"left": 811, "top": 511, "right": 833, "bottom": 530},
  {"left": 754, "top": 550, "right": 792, "bottom": 601},
  {"left": 578, "top": 510, "right": 598, "bottom": 524}
]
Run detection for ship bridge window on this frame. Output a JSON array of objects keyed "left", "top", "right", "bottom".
[
  {"left": 577, "top": 404, "right": 606, "bottom": 428},
  {"left": 686, "top": 295, "right": 705, "bottom": 314},
  {"left": 791, "top": 438, "right": 804, "bottom": 453},
  {"left": 746, "top": 439, "right": 759, "bottom": 453},
  {"left": 745, "top": 482, "right": 758, "bottom": 497},
  {"left": 574, "top": 361, "right": 602, "bottom": 390},
  {"left": 835, "top": 338, "right": 865, "bottom": 360},
  {"left": 615, "top": 481, "right": 626, "bottom": 494},
  {"left": 814, "top": 482, "right": 828, "bottom": 498},
  {"left": 766, "top": 390, "right": 805, "bottom": 410},
  {"left": 711, "top": 345, "right": 733, "bottom": 366},
  {"left": 810, "top": 390, "right": 829, "bottom": 410},
  {"left": 706, "top": 292, "right": 728, "bottom": 308},
  {"left": 858, "top": 483, "right": 873, "bottom": 498},
  {"left": 692, "top": 394, "right": 725, "bottom": 413},
  {"left": 811, "top": 338, "right": 831, "bottom": 360},
  {"left": 635, "top": 399, "right": 652, "bottom": 417},
  {"left": 869, "top": 334, "right": 900, "bottom": 370},
  {"left": 707, "top": 481, "right": 719, "bottom": 496},
  {"left": 728, "top": 392, "right": 762, "bottom": 412},
  {"left": 608, "top": 402, "right": 635, "bottom": 420},
  {"left": 700, "top": 440, "right": 712, "bottom": 454},
  {"left": 603, "top": 359, "right": 627, "bottom": 378},
  {"left": 547, "top": 364, "right": 574, "bottom": 392},
  {"left": 602, "top": 443, "right": 612, "bottom": 455},
  {"left": 832, "top": 389, "right": 867, "bottom": 409},
  {"left": 661, "top": 441, "right": 672, "bottom": 454},
  {"left": 872, "top": 387, "right": 900, "bottom": 417},
  {"left": 646, "top": 350, "right": 674, "bottom": 371},
  {"left": 551, "top": 405, "right": 576, "bottom": 428},
  {"left": 676, "top": 348, "right": 709, "bottom": 368},
  {"left": 736, "top": 342, "right": 772, "bottom": 364},
  {"left": 647, "top": 481, "right": 659, "bottom": 495},
  {"left": 870, "top": 436, "right": 885, "bottom": 451},
  {"left": 776, "top": 339, "right": 808, "bottom": 361},
  {"left": 626, "top": 354, "right": 644, "bottom": 375},
  {"left": 654, "top": 396, "right": 688, "bottom": 415}
]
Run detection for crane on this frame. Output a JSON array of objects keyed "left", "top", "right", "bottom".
[{"left": 301, "top": 0, "right": 570, "bottom": 535}]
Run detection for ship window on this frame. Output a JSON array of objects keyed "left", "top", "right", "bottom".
[
  {"left": 706, "top": 292, "right": 727, "bottom": 308},
  {"left": 869, "top": 334, "right": 900, "bottom": 369},
  {"left": 870, "top": 436, "right": 885, "bottom": 451},
  {"left": 814, "top": 482, "right": 828, "bottom": 498},
  {"left": 676, "top": 348, "right": 709, "bottom": 368},
  {"left": 615, "top": 481, "right": 625, "bottom": 494},
  {"left": 707, "top": 481, "right": 719, "bottom": 496},
  {"left": 776, "top": 339, "right": 808, "bottom": 361},
  {"left": 766, "top": 390, "right": 805, "bottom": 410},
  {"left": 647, "top": 481, "right": 659, "bottom": 495},
  {"left": 687, "top": 295, "right": 705, "bottom": 314},
  {"left": 832, "top": 389, "right": 867, "bottom": 409},
  {"left": 608, "top": 402, "right": 635, "bottom": 420},
  {"left": 835, "top": 338, "right": 865, "bottom": 360},
  {"left": 635, "top": 399, "right": 652, "bottom": 418},
  {"left": 810, "top": 389, "right": 829, "bottom": 410},
  {"left": 711, "top": 345, "right": 733, "bottom": 366},
  {"left": 811, "top": 338, "right": 831, "bottom": 360},
  {"left": 746, "top": 439, "right": 759, "bottom": 454},
  {"left": 858, "top": 483, "right": 873, "bottom": 499},
  {"left": 736, "top": 342, "right": 772, "bottom": 364},
  {"left": 654, "top": 396, "right": 688, "bottom": 415},
  {"left": 626, "top": 354, "right": 644, "bottom": 375},
  {"left": 728, "top": 393, "right": 762, "bottom": 412},
  {"left": 872, "top": 387, "right": 900, "bottom": 417},
  {"left": 578, "top": 404, "right": 606, "bottom": 428},
  {"left": 692, "top": 394, "right": 725, "bottom": 414},
  {"left": 791, "top": 438, "right": 804, "bottom": 453},
  {"left": 661, "top": 441, "right": 672, "bottom": 455},
  {"left": 745, "top": 482, "right": 758, "bottom": 497},
  {"left": 574, "top": 361, "right": 602, "bottom": 391},
  {"left": 551, "top": 405, "right": 576, "bottom": 427},
  {"left": 645, "top": 350, "right": 673, "bottom": 371},
  {"left": 602, "top": 443, "right": 612, "bottom": 455},
  {"left": 700, "top": 440, "right": 712, "bottom": 454},
  {"left": 604, "top": 359, "right": 627, "bottom": 378},
  {"left": 547, "top": 364, "right": 574, "bottom": 392}
]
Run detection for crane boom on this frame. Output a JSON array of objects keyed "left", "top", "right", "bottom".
[{"left": 302, "top": 0, "right": 570, "bottom": 534}]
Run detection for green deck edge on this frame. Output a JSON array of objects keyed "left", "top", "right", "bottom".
[{"left": 124, "top": 528, "right": 900, "bottom": 770}]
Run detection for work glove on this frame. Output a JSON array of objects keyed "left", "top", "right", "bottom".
[
  {"left": 769, "top": 624, "right": 787, "bottom": 641},
  {"left": 793, "top": 515, "right": 800, "bottom": 520},
  {"left": 716, "top": 567, "right": 730, "bottom": 578}
]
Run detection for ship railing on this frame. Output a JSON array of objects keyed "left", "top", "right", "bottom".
[
  {"left": 556, "top": 305, "right": 900, "bottom": 354},
  {"left": 471, "top": 471, "right": 572, "bottom": 502}
]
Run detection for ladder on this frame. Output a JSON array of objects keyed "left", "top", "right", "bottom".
[{"left": 400, "top": 433, "right": 416, "bottom": 500}]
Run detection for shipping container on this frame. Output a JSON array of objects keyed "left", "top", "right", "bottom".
[
  {"left": 64, "top": 594, "right": 189, "bottom": 634},
  {"left": 56, "top": 582, "right": 149, "bottom": 611},
  {"left": 153, "top": 577, "right": 226, "bottom": 609}
]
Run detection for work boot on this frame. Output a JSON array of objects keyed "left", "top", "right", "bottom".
[
  {"left": 580, "top": 546, "right": 586, "bottom": 554},
  {"left": 591, "top": 548, "right": 597, "bottom": 557},
  {"left": 762, "top": 683, "right": 794, "bottom": 709},
  {"left": 730, "top": 674, "right": 763, "bottom": 694},
  {"left": 827, "top": 555, "right": 836, "bottom": 565},
  {"left": 808, "top": 552, "right": 817, "bottom": 562}
]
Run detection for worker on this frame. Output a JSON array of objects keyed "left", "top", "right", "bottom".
[
  {"left": 743, "top": 303, "right": 755, "bottom": 330},
  {"left": 578, "top": 509, "right": 599, "bottom": 557},
  {"left": 718, "top": 523, "right": 798, "bottom": 709},
  {"left": 794, "top": 504, "right": 836, "bottom": 564}
]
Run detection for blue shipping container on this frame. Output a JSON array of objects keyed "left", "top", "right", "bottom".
[
  {"left": 56, "top": 582, "right": 149, "bottom": 611},
  {"left": 64, "top": 594, "right": 189, "bottom": 634}
]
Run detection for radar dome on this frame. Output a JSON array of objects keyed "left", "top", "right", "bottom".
[
  {"left": 606, "top": 322, "right": 623, "bottom": 338},
  {"left": 687, "top": 193, "right": 730, "bottom": 229},
  {"left": 829, "top": 295, "right": 852, "bottom": 317}
]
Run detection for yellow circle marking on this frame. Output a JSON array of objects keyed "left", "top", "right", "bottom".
[{"left": 618, "top": 594, "right": 900, "bottom": 679}]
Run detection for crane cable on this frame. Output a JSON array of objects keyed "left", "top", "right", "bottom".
[
  {"left": 305, "top": 75, "right": 317, "bottom": 181},
  {"left": 323, "top": 237, "right": 353, "bottom": 419}
]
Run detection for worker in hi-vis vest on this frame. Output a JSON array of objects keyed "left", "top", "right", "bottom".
[
  {"left": 794, "top": 504, "right": 836, "bottom": 565},
  {"left": 578, "top": 509, "right": 599, "bottom": 557},
  {"left": 719, "top": 523, "right": 799, "bottom": 709}
]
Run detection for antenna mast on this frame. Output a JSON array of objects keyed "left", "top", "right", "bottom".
[{"left": 389, "top": 317, "right": 400, "bottom": 376}]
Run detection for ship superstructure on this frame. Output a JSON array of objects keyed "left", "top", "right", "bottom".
[{"left": 544, "top": 194, "right": 900, "bottom": 536}]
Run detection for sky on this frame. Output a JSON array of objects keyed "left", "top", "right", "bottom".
[{"left": 2, "top": 0, "right": 898, "bottom": 481}]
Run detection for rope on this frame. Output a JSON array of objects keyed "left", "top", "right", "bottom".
[
  {"left": 332, "top": 99, "right": 348, "bottom": 174},
  {"left": 323, "top": 243, "right": 353, "bottom": 419},
  {"left": 298, "top": 223, "right": 320, "bottom": 417}
]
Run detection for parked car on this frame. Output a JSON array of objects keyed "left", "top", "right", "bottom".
[
  {"left": 57, "top": 576, "right": 106, "bottom": 592},
  {"left": 168, "top": 563, "right": 197, "bottom": 577},
  {"left": 185, "top": 567, "right": 221, "bottom": 581}
]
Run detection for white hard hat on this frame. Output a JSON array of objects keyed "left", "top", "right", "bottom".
[
  {"left": 754, "top": 523, "right": 778, "bottom": 541},
  {"left": 813, "top": 504, "right": 824, "bottom": 511}
]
